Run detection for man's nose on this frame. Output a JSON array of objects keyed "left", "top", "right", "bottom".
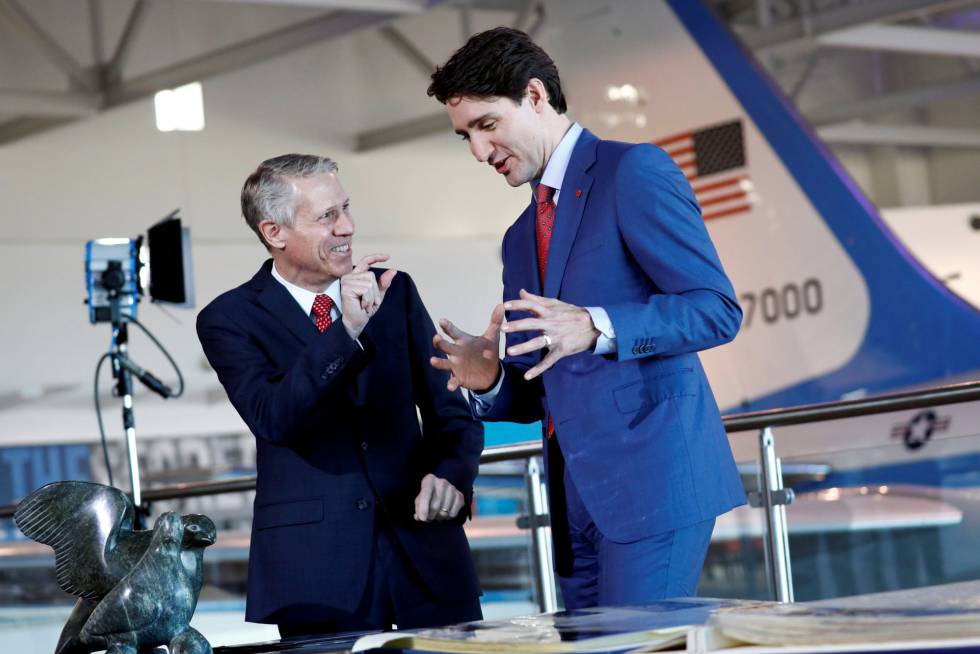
[
  {"left": 335, "top": 210, "right": 354, "bottom": 235},
  {"left": 469, "top": 136, "right": 492, "bottom": 163}
]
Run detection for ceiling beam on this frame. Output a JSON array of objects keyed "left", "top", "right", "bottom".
[
  {"left": 188, "top": 0, "right": 427, "bottom": 12},
  {"left": 88, "top": 0, "right": 105, "bottom": 66},
  {"left": 818, "top": 121, "right": 980, "bottom": 148},
  {"left": 356, "top": 0, "right": 541, "bottom": 151},
  {"left": 106, "top": 0, "right": 152, "bottom": 84},
  {"left": 0, "top": 0, "right": 99, "bottom": 91},
  {"left": 460, "top": 0, "right": 473, "bottom": 41},
  {"left": 378, "top": 25, "right": 435, "bottom": 76},
  {"left": 817, "top": 24, "right": 980, "bottom": 59},
  {"left": 356, "top": 112, "right": 448, "bottom": 151},
  {"left": 742, "top": 0, "right": 980, "bottom": 52},
  {"left": 0, "top": 89, "right": 102, "bottom": 117},
  {"left": 806, "top": 72, "right": 980, "bottom": 125},
  {"left": 510, "top": 0, "right": 535, "bottom": 30},
  {"left": 0, "top": 116, "right": 76, "bottom": 145},
  {"left": 104, "top": 10, "right": 399, "bottom": 107}
]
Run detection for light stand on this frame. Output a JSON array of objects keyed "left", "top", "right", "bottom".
[
  {"left": 110, "top": 319, "right": 146, "bottom": 527},
  {"left": 87, "top": 216, "right": 189, "bottom": 526},
  {"left": 102, "top": 268, "right": 147, "bottom": 528}
]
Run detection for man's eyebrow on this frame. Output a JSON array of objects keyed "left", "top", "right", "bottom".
[
  {"left": 455, "top": 113, "right": 496, "bottom": 137},
  {"left": 319, "top": 197, "right": 349, "bottom": 217},
  {"left": 468, "top": 113, "right": 496, "bottom": 128}
]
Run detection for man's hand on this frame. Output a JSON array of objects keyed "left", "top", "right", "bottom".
[
  {"left": 414, "top": 473, "right": 465, "bottom": 522},
  {"left": 430, "top": 305, "right": 504, "bottom": 392},
  {"left": 501, "top": 289, "right": 600, "bottom": 380},
  {"left": 341, "top": 254, "right": 397, "bottom": 340}
]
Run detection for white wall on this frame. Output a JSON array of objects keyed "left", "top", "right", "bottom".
[
  {"left": 3, "top": 0, "right": 980, "bottom": 442},
  {"left": 0, "top": 11, "right": 529, "bottom": 442}
]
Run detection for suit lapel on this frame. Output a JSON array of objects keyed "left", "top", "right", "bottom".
[
  {"left": 253, "top": 261, "right": 317, "bottom": 348},
  {"left": 252, "top": 260, "right": 370, "bottom": 406},
  {"left": 543, "top": 130, "right": 598, "bottom": 299}
]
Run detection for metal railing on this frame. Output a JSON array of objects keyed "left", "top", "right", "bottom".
[{"left": 3, "top": 380, "right": 980, "bottom": 609}]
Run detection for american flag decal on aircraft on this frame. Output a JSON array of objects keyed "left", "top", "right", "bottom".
[{"left": 655, "top": 120, "right": 752, "bottom": 221}]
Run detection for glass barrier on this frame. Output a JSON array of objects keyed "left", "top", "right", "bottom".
[
  {"left": 719, "top": 401, "right": 980, "bottom": 601},
  {"left": 4, "top": 401, "right": 979, "bottom": 622}
]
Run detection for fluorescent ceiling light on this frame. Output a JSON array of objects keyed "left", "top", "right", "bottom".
[{"left": 154, "top": 82, "right": 205, "bottom": 132}]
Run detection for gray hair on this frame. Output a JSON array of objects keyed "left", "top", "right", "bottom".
[{"left": 241, "top": 153, "right": 339, "bottom": 248}]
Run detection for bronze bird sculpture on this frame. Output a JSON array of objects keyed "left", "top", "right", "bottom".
[{"left": 14, "top": 481, "right": 216, "bottom": 654}]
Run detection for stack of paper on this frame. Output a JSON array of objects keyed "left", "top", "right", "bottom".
[{"left": 708, "top": 580, "right": 980, "bottom": 647}]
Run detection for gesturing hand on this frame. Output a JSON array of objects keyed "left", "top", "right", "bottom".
[
  {"left": 430, "top": 305, "right": 504, "bottom": 393},
  {"left": 341, "top": 254, "right": 397, "bottom": 340},
  {"left": 414, "top": 474, "right": 465, "bottom": 522},
  {"left": 500, "top": 289, "right": 600, "bottom": 380}
]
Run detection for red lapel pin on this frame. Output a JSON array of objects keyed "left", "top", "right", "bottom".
[{"left": 575, "top": 189, "right": 582, "bottom": 198}]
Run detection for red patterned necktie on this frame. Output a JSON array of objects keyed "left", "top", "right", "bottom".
[
  {"left": 535, "top": 183, "right": 556, "bottom": 283},
  {"left": 311, "top": 294, "right": 335, "bottom": 332},
  {"left": 534, "top": 183, "right": 557, "bottom": 438}
]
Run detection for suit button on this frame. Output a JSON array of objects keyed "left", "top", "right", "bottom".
[
  {"left": 355, "top": 498, "right": 370, "bottom": 510},
  {"left": 360, "top": 441, "right": 368, "bottom": 451}
]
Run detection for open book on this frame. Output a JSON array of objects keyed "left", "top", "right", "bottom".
[
  {"left": 351, "top": 599, "right": 764, "bottom": 653},
  {"left": 705, "top": 580, "right": 980, "bottom": 648}
]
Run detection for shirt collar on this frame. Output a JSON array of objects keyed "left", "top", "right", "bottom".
[
  {"left": 271, "top": 261, "right": 342, "bottom": 318},
  {"left": 537, "top": 122, "right": 583, "bottom": 203}
]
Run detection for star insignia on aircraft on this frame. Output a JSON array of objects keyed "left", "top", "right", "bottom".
[{"left": 890, "top": 409, "right": 951, "bottom": 450}]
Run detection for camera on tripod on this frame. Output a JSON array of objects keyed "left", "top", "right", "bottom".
[{"left": 85, "top": 211, "right": 194, "bottom": 323}]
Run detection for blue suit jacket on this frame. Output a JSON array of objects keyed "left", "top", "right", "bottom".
[
  {"left": 197, "top": 262, "right": 483, "bottom": 624},
  {"left": 482, "top": 129, "right": 746, "bottom": 546}
]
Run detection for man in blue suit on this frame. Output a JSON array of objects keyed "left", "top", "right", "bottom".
[
  {"left": 197, "top": 154, "right": 483, "bottom": 635},
  {"left": 427, "top": 28, "right": 745, "bottom": 608}
]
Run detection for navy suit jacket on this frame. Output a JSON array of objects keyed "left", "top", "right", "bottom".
[
  {"left": 482, "top": 129, "right": 746, "bottom": 553},
  {"left": 197, "top": 261, "right": 483, "bottom": 624}
]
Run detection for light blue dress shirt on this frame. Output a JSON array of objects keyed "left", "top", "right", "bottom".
[{"left": 472, "top": 122, "right": 616, "bottom": 411}]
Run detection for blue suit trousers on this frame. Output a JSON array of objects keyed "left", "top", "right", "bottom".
[{"left": 557, "top": 463, "right": 716, "bottom": 609}]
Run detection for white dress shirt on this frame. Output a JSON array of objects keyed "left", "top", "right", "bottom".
[{"left": 271, "top": 261, "right": 342, "bottom": 325}]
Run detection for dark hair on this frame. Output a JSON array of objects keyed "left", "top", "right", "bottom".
[{"left": 427, "top": 27, "right": 567, "bottom": 113}]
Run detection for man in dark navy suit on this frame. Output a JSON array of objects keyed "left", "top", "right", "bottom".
[
  {"left": 197, "top": 154, "right": 483, "bottom": 636},
  {"left": 428, "top": 28, "right": 745, "bottom": 609}
]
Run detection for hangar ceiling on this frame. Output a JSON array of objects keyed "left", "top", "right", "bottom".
[{"left": 0, "top": 0, "right": 978, "bottom": 148}]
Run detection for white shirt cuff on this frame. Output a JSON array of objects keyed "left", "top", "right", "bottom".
[{"left": 585, "top": 306, "right": 616, "bottom": 355}]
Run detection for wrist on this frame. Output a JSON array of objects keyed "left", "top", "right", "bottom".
[
  {"left": 342, "top": 316, "right": 363, "bottom": 340},
  {"left": 580, "top": 307, "right": 600, "bottom": 351},
  {"left": 473, "top": 363, "right": 502, "bottom": 395}
]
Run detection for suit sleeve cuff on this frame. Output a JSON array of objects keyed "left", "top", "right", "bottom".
[
  {"left": 585, "top": 306, "right": 617, "bottom": 355},
  {"left": 469, "top": 363, "right": 505, "bottom": 416}
]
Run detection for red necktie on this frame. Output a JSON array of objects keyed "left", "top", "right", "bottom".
[
  {"left": 535, "top": 183, "right": 556, "bottom": 284},
  {"left": 534, "top": 184, "right": 557, "bottom": 438},
  {"left": 311, "top": 294, "right": 335, "bottom": 332}
]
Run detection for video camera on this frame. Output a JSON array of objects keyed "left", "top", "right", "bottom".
[{"left": 85, "top": 211, "right": 194, "bottom": 323}]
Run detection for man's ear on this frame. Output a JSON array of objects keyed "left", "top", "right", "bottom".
[
  {"left": 526, "top": 78, "right": 550, "bottom": 113},
  {"left": 259, "top": 220, "right": 286, "bottom": 250}
]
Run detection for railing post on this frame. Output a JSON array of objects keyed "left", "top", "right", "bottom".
[
  {"left": 757, "top": 426, "right": 795, "bottom": 602},
  {"left": 524, "top": 455, "right": 558, "bottom": 613}
]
